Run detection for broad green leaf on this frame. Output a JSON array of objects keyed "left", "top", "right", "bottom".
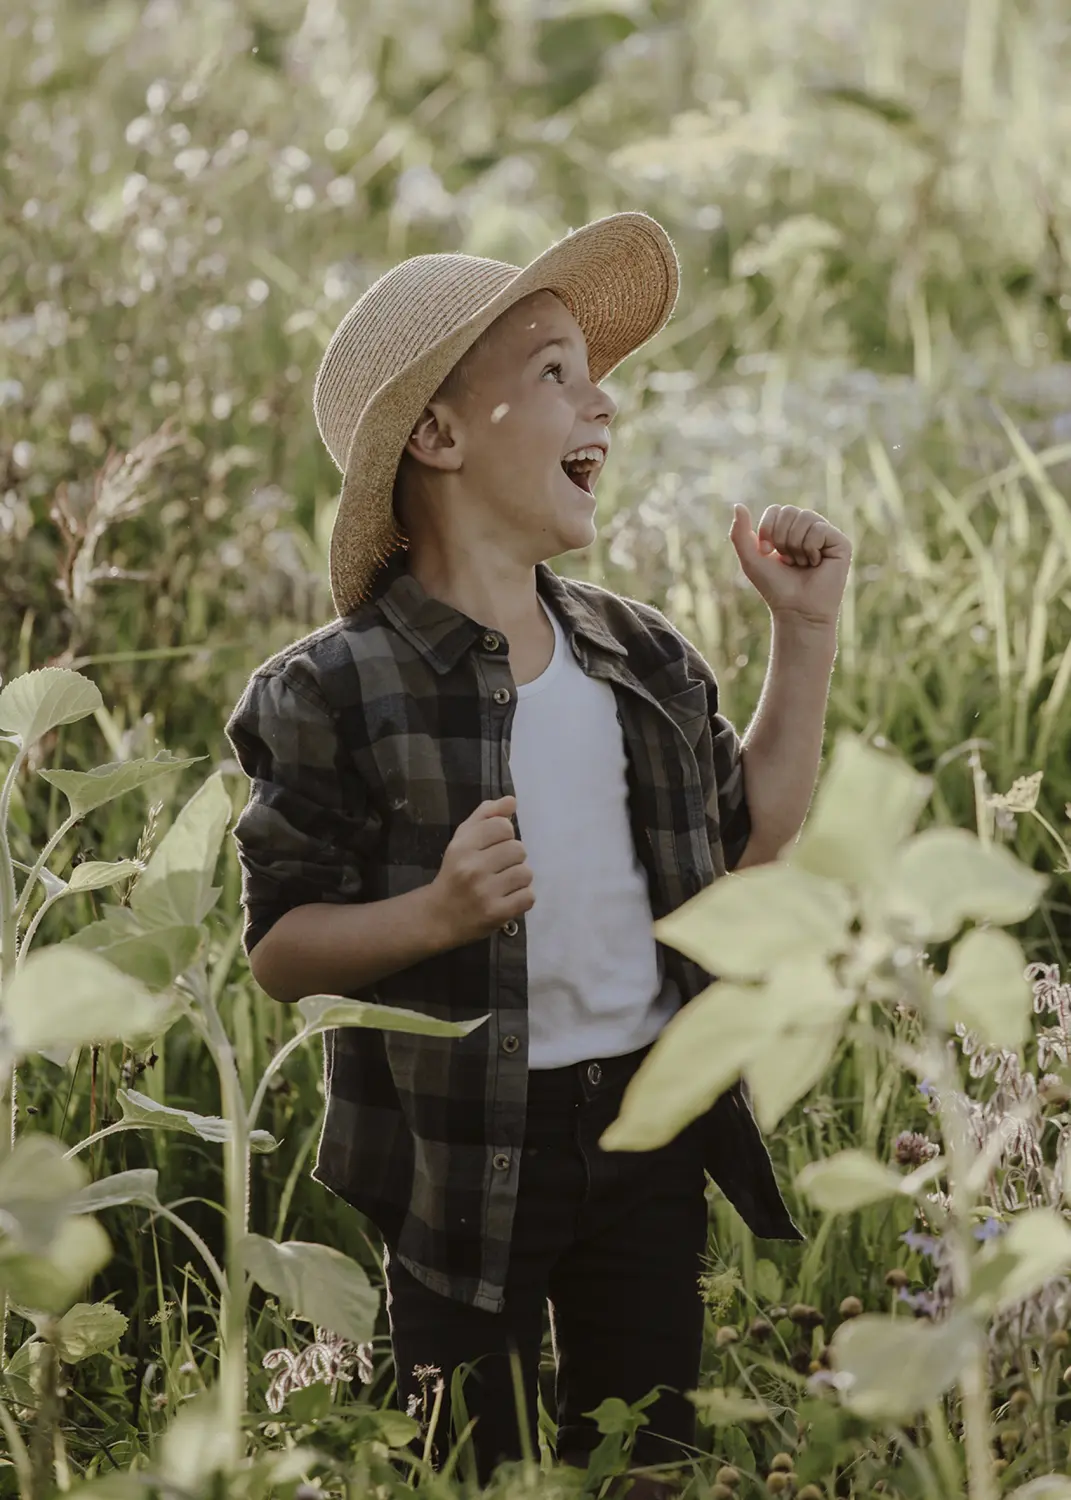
[
  {"left": 795, "top": 1150, "right": 909, "bottom": 1213},
  {"left": 242, "top": 1234, "right": 380, "bottom": 1344},
  {"left": 66, "top": 860, "right": 141, "bottom": 894},
  {"left": 968, "top": 1209, "right": 1071, "bottom": 1315},
  {"left": 39, "top": 752, "right": 200, "bottom": 819},
  {"left": 0, "top": 1215, "right": 111, "bottom": 1313},
  {"left": 690, "top": 1388, "right": 770, "bottom": 1424},
  {"left": 753, "top": 1259, "right": 783, "bottom": 1305},
  {"left": 831, "top": 1312, "right": 980, "bottom": 1421},
  {"left": 0, "top": 1136, "right": 88, "bottom": 1253},
  {"left": 297, "top": 994, "right": 488, "bottom": 1038},
  {"left": 600, "top": 982, "right": 763, "bottom": 1151},
  {"left": 653, "top": 864, "right": 853, "bottom": 981},
  {"left": 36, "top": 1302, "right": 128, "bottom": 1363},
  {"left": 4, "top": 1337, "right": 47, "bottom": 1409},
  {"left": 117, "top": 1089, "right": 279, "bottom": 1154},
  {"left": 932, "top": 929, "right": 1032, "bottom": 1047},
  {"left": 878, "top": 829, "right": 1047, "bottom": 941},
  {"left": 2, "top": 949, "right": 170, "bottom": 1055},
  {"left": 158, "top": 1391, "right": 238, "bottom": 1488},
  {"left": 0, "top": 668, "right": 102, "bottom": 748},
  {"left": 130, "top": 772, "right": 231, "bottom": 929},
  {"left": 745, "top": 957, "right": 853, "bottom": 1131},
  {"left": 70, "top": 1170, "right": 160, "bottom": 1215},
  {"left": 66, "top": 909, "right": 201, "bottom": 990},
  {"left": 789, "top": 733, "right": 931, "bottom": 888}
]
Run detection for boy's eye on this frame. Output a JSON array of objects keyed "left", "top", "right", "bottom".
[{"left": 541, "top": 361, "right": 564, "bottom": 382}]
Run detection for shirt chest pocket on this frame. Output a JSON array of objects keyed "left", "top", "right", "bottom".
[{"left": 659, "top": 682, "right": 709, "bottom": 752}]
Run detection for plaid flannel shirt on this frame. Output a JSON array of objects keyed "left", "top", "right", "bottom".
[{"left": 225, "top": 556, "right": 800, "bottom": 1313}]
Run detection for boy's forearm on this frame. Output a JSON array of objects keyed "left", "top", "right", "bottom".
[
  {"left": 735, "top": 613, "right": 838, "bottom": 869},
  {"left": 248, "top": 884, "right": 453, "bottom": 1005}
]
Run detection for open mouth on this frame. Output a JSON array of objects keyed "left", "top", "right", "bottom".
[{"left": 560, "top": 445, "right": 605, "bottom": 495}]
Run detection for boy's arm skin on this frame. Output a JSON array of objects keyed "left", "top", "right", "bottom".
[{"left": 727, "top": 502, "right": 852, "bottom": 871}]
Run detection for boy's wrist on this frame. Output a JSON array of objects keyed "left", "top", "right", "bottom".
[{"left": 412, "top": 880, "right": 456, "bottom": 956}]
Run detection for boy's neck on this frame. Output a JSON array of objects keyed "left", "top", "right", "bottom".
[{"left": 404, "top": 544, "right": 556, "bottom": 683}]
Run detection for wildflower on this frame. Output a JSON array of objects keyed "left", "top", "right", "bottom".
[
  {"left": 987, "top": 772, "right": 1043, "bottom": 814},
  {"left": 893, "top": 1131, "right": 939, "bottom": 1167},
  {"left": 261, "top": 1327, "right": 368, "bottom": 1415},
  {"left": 973, "top": 1217, "right": 1006, "bottom": 1242},
  {"left": 898, "top": 1288, "right": 938, "bottom": 1318},
  {"left": 900, "top": 1229, "right": 939, "bottom": 1257}
]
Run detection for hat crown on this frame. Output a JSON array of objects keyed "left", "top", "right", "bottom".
[{"left": 313, "top": 252, "right": 520, "bottom": 471}]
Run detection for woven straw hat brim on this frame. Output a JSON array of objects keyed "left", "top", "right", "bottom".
[{"left": 326, "top": 212, "right": 679, "bottom": 616}]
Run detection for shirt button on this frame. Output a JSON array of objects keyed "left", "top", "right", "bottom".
[
  {"left": 586, "top": 1062, "right": 602, "bottom": 1086},
  {"left": 482, "top": 632, "right": 501, "bottom": 652},
  {"left": 501, "top": 918, "right": 519, "bottom": 937},
  {"left": 493, "top": 1152, "right": 511, "bottom": 1171},
  {"left": 501, "top": 1034, "right": 520, "bottom": 1054},
  {"left": 492, "top": 686, "right": 511, "bottom": 706}
]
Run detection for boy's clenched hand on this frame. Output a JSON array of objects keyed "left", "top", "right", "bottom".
[
  {"left": 729, "top": 503, "right": 852, "bottom": 629},
  {"left": 428, "top": 796, "right": 535, "bottom": 946}
]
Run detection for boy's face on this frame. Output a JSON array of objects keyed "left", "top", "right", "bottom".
[{"left": 400, "top": 290, "right": 618, "bottom": 562}]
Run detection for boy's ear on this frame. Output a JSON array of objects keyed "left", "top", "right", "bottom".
[{"left": 404, "top": 402, "right": 464, "bottom": 472}]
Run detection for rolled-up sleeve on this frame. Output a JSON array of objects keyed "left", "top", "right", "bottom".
[
  {"left": 224, "top": 668, "right": 380, "bottom": 956},
  {"left": 709, "top": 707, "right": 751, "bottom": 870}
]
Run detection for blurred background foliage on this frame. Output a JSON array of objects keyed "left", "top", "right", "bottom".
[{"left": 3, "top": 0, "right": 1071, "bottom": 1476}]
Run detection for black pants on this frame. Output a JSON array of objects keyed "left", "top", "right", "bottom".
[{"left": 384, "top": 1042, "right": 710, "bottom": 1483}]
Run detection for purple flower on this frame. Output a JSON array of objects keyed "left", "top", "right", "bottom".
[
  {"left": 973, "top": 1217, "right": 1006, "bottom": 1242},
  {"left": 918, "top": 1080, "right": 935, "bottom": 1098},
  {"left": 897, "top": 1288, "right": 938, "bottom": 1317},
  {"left": 900, "top": 1230, "right": 939, "bottom": 1257}
]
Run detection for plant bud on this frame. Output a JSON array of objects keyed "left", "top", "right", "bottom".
[
  {"left": 748, "top": 1317, "right": 775, "bottom": 1341},
  {"left": 838, "top": 1295, "right": 863, "bottom": 1319},
  {"left": 789, "top": 1303, "right": 824, "bottom": 1329},
  {"left": 1009, "top": 1388, "right": 1030, "bottom": 1411},
  {"left": 1047, "top": 1330, "right": 1070, "bottom": 1350},
  {"left": 770, "top": 1452, "right": 795, "bottom": 1472},
  {"left": 765, "top": 1475, "right": 790, "bottom": 1495},
  {"left": 715, "top": 1325, "right": 740, "bottom": 1348},
  {"left": 798, "top": 1488, "right": 824, "bottom": 1500},
  {"left": 710, "top": 1487, "right": 735, "bottom": 1500},
  {"left": 884, "top": 1268, "right": 909, "bottom": 1290},
  {"left": 714, "top": 1467, "right": 740, "bottom": 1488}
]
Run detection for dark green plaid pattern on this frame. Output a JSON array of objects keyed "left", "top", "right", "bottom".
[{"left": 225, "top": 556, "right": 800, "bottom": 1312}]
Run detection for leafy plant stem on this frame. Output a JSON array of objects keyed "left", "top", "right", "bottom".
[
  {"left": 246, "top": 1025, "right": 317, "bottom": 1134},
  {"left": 1029, "top": 807, "right": 1071, "bottom": 873},
  {"left": 926, "top": 1401, "right": 964, "bottom": 1496},
  {"left": 0, "top": 1388, "right": 33, "bottom": 1498},
  {"left": 0, "top": 743, "right": 27, "bottom": 1372},
  {"left": 150, "top": 1204, "right": 227, "bottom": 1296},
  {"left": 12, "top": 811, "right": 79, "bottom": 929},
  {"left": 63, "top": 1122, "right": 139, "bottom": 1158},
  {"left": 17, "top": 890, "right": 65, "bottom": 964},
  {"left": 28, "top": 1335, "right": 60, "bottom": 1500}
]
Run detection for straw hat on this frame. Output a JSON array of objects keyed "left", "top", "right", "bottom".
[{"left": 312, "top": 211, "right": 680, "bottom": 615}]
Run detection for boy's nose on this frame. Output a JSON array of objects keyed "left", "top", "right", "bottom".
[{"left": 588, "top": 380, "right": 618, "bottom": 425}]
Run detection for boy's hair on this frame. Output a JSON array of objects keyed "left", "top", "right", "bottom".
[{"left": 390, "top": 322, "right": 496, "bottom": 517}]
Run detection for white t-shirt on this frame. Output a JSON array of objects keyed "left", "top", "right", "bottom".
[{"left": 507, "top": 598, "right": 680, "bottom": 1069}]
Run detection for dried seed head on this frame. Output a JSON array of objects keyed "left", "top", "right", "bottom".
[
  {"left": 894, "top": 1130, "right": 939, "bottom": 1167},
  {"left": 838, "top": 1295, "right": 863, "bottom": 1319},
  {"left": 770, "top": 1452, "right": 795, "bottom": 1472},
  {"left": 765, "top": 1474, "right": 791, "bottom": 1494},
  {"left": 1009, "top": 1389, "right": 1031, "bottom": 1411},
  {"left": 884, "top": 1268, "right": 909, "bottom": 1290},
  {"left": 789, "top": 1303, "right": 824, "bottom": 1329},
  {"left": 710, "top": 1487, "right": 735, "bottom": 1500},
  {"left": 714, "top": 1467, "right": 740, "bottom": 1488},
  {"left": 798, "top": 1488, "right": 824, "bottom": 1500},
  {"left": 768, "top": 1305, "right": 788, "bottom": 1321},
  {"left": 748, "top": 1317, "right": 775, "bottom": 1341},
  {"left": 999, "top": 1428, "right": 1019, "bottom": 1455},
  {"left": 715, "top": 1325, "right": 740, "bottom": 1348},
  {"left": 1048, "top": 1329, "right": 1070, "bottom": 1350}
]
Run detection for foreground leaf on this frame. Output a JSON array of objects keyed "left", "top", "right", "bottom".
[
  {"left": 158, "top": 1391, "right": 237, "bottom": 1488},
  {"left": 830, "top": 1312, "right": 981, "bottom": 1421},
  {"left": 66, "top": 860, "right": 141, "bottom": 894},
  {"left": 969, "top": 1210, "right": 1071, "bottom": 1315},
  {"left": 117, "top": 1090, "right": 279, "bottom": 1153},
  {"left": 600, "top": 982, "right": 762, "bottom": 1151},
  {"left": 2, "top": 949, "right": 170, "bottom": 1055},
  {"left": 745, "top": 958, "right": 852, "bottom": 1131},
  {"left": 0, "top": 1216, "right": 111, "bottom": 1313},
  {"left": 653, "top": 865, "right": 853, "bottom": 981},
  {"left": 932, "top": 928, "right": 1032, "bottom": 1048},
  {"left": 70, "top": 1170, "right": 161, "bottom": 1215},
  {"left": 129, "top": 772, "right": 231, "bottom": 929},
  {"left": 878, "top": 829, "right": 1047, "bottom": 941},
  {"left": 0, "top": 669, "right": 102, "bottom": 748},
  {"left": 66, "top": 909, "right": 201, "bottom": 990},
  {"left": 39, "top": 752, "right": 200, "bottom": 818},
  {"left": 690, "top": 1388, "right": 770, "bottom": 1424},
  {"left": 796, "top": 1151, "right": 910, "bottom": 1214},
  {"left": 789, "top": 733, "right": 931, "bottom": 889},
  {"left": 242, "top": 1234, "right": 380, "bottom": 1344},
  {"left": 33, "top": 1302, "right": 129, "bottom": 1363},
  {"left": 0, "top": 1136, "right": 88, "bottom": 1253},
  {"left": 297, "top": 994, "right": 488, "bottom": 1037}
]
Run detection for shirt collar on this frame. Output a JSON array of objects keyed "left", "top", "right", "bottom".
[{"left": 368, "top": 555, "right": 627, "bottom": 673}]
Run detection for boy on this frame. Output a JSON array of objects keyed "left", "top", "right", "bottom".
[{"left": 225, "top": 212, "right": 851, "bottom": 1491}]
